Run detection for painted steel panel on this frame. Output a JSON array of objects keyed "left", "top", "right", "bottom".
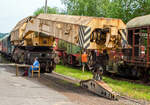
[{"left": 11, "top": 14, "right": 127, "bottom": 50}]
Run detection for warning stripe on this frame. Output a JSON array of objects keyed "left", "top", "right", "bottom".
[
  {"left": 119, "top": 29, "right": 128, "bottom": 47},
  {"left": 78, "top": 26, "right": 91, "bottom": 49}
]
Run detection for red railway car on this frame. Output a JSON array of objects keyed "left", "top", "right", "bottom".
[{"left": 121, "top": 15, "right": 150, "bottom": 81}]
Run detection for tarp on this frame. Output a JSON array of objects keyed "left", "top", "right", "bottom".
[{"left": 127, "top": 14, "right": 150, "bottom": 28}]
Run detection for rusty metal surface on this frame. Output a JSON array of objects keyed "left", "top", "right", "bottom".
[
  {"left": 80, "top": 79, "right": 118, "bottom": 100},
  {"left": 37, "top": 14, "right": 126, "bottom": 29},
  {"left": 11, "top": 14, "right": 127, "bottom": 50},
  {"left": 10, "top": 16, "right": 32, "bottom": 42},
  {"left": 37, "top": 14, "right": 93, "bottom": 26},
  {"left": 21, "top": 14, "right": 126, "bottom": 49},
  {"left": 21, "top": 17, "right": 79, "bottom": 46},
  {"left": 46, "top": 72, "right": 118, "bottom": 100}
]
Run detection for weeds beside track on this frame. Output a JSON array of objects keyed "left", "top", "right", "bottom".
[{"left": 55, "top": 65, "right": 150, "bottom": 101}]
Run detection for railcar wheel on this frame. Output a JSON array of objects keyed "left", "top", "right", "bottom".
[
  {"left": 40, "top": 63, "right": 46, "bottom": 73},
  {"left": 48, "top": 68, "right": 53, "bottom": 73},
  {"left": 40, "top": 67, "right": 46, "bottom": 73},
  {"left": 67, "top": 54, "right": 72, "bottom": 65},
  {"left": 139, "top": 68, "right": 149, "bottom": 82},
  {"left": 131, "top": 66, "right": 139, "bottom": 78},
  {"left": 143, "top": 69, "right": 149, "bottom": 82},
  {"left": 47, "top": 62, "right": 56, "bottom": 73}
]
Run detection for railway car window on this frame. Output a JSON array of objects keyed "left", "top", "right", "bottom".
[
  {"left": 128, "top": 30, "right": 133, "bottom": 45},
  {"left": 134, "top": 29, "right": 140, "bottom": 45},
  {"left": 135, "top": 29, "right": 140, "bottom": 33},
  {"left": 134, "top": 47, "right": 139, "bottom": 57},
  {"left": 139, "top": 35, "right": 146, "bottom": 45},
  {"left": 134, "top": 34, "right": 140, "bottom": 45}
]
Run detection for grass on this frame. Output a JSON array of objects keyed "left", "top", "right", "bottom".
[
  {"left": 103, "top": 77, "right": 150, "bottom": 100},
  {"left": 55, "top": 65, "right": 93, "bottom": 80},
  {"left": 55, "top": 65, "right": 150, "bottom": 101}
]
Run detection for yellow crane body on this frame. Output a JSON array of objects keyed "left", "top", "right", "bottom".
[{"left": 11, "top": 14, "right": 127, "bottom": 50}]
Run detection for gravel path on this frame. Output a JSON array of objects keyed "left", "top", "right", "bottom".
[
  {"left": 0, "top": 66, "right": 76, "bottom": 105},
  {"left": 3, "top": 65, "right": 150, "bottom": 105}
]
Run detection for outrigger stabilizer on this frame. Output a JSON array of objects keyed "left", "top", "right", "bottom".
[{"left": 80, "top": 67, "right": 118, "bottom": 100}]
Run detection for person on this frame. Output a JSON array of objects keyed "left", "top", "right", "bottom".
[
  {"left": 81, "top": 51, "right": 88, "bottom": 72},
  {"left": 28, "top": 57, "right": 40, "bottom": 77}
]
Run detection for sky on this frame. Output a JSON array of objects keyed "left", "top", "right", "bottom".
[{"left": 0, "top": 0, "right": 64, "bottom": 33}]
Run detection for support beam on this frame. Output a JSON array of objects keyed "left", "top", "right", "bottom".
[
  {"left": 147, "top": 27, "right": 149, "bottom": 63},
  {"left": 132, "top": 29, "right": 135, "bottom": 61}
]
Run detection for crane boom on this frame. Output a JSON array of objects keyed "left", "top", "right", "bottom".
[{"left": 11, "top": 14, "right": 127, "bottom": 50}]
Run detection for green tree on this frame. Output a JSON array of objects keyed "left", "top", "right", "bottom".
[
  {"left": 61, "top": 0, "right": 106, "bottom": 16},
  {"left": 133, "top": 0, "right": 150, "bottom": 17},
  {"left": 33, "top": 6, "right": 59, "bottom": 16},
  {"left": 61, "top": 0, "right": 150, "bottom": 23},
  {"left": 0, "top": 33, "right": 8, "bottom": 39}
]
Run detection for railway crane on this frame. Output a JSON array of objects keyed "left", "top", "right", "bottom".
[{"left": 11, "top": 14, "right": 128, "bottom": 100}]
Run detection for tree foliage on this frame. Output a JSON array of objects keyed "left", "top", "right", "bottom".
[
  {"left": 61, "top": 0, "right": 150, "bottom": 23},
  {"left": 33, "top": 0, "right": 150, "bottom": 23},
  {"left": 0, "top": 33, "right": 8, "bottom": 39},
  {"left": 33, "top": 6, "right": 59, "bottom": 16}
]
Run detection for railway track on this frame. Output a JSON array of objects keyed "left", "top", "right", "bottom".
[
  {"left": 106, "top": 74, "right": 150, "bottom": 86},
  {"left": 41, "top": 72, "right": 142, "bottom": 105}
]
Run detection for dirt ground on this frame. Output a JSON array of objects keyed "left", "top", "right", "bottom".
[{"left": 3, "top": 65, "right": 150, "bottom": 105}]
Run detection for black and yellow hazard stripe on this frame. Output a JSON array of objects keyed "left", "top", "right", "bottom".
[
  {"left": 78, "top": 26, "right": 91, "bottom": 49},
  {"left": 119, "top": 29, "right": 128, "bottom": 47}
]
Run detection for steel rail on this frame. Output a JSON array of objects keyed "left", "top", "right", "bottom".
[{"left": 42, "top": 72, "right": 142, "bottom": 104}]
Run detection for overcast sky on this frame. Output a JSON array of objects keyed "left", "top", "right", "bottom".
[{"left": 0, "top": 0, "right": 64, "bottom": 33}]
